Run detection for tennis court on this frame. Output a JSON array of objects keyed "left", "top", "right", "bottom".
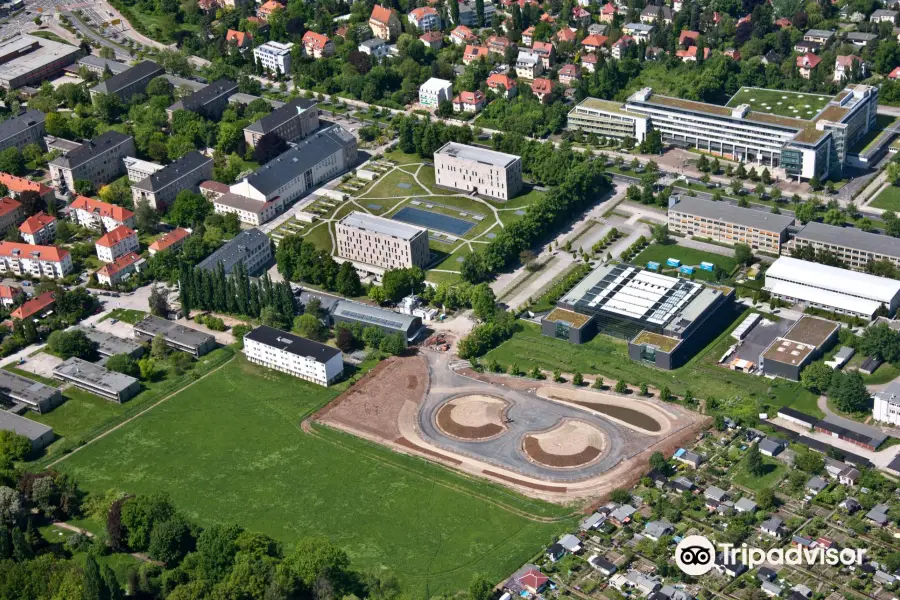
[{"left": 392, "top": 207, "right": 475, "bottom": 236}]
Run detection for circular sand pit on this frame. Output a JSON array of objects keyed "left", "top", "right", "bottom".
[
  {"left": 436, "top": 395, "right": 509, "bottom": 440},
  {"left": 523, "top": 420, "right": 606, "bottom": 468}
]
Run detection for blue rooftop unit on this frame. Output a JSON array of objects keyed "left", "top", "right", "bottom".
[
  {"left": 700, "top": 261, "right": 715, "bottom": 272},
  {"left": 666, "top": 258, "right": 681, "bottom": 267}
]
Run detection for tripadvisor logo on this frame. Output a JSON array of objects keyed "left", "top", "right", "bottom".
[{"left": 674, "top": 535, "right": 866, "bottom": 576}]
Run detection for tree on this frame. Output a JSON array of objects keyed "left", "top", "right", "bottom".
[
  {"left": 282, "top": 536, "right": 350, "bottom": 587},
  {"left": 470, "top": 283, "right": 497, "bottom": 321},
  {"left": 609, "top": 488, "right": 631, "bottom": 504},
  {"left": 649, "top": 451, "right": 667, "bottom": 473},
  {"left": 293, "top": 313, "right": 325, "bottom": 341},
  {"left": 168, "top": 191, "right": 211, "bottom": 228},
  {"left": 135, "top": 198, "right": 159, "bottom": 232},
  {"left": 469, "top": 575, "right": 493, "bottom": 600},
  {"left": 795, "top": 450, "right": 824, "bottom": 474},
  {"left": 120, "top": 493, "right": 175, "bottom": 551},
  {"left": 860, "top": 322, "right": 900, "bottom": 363},
  {"left": 756, "top": 487, "right": 775, "bottom": 510},
  {"left": 47, "top": 329, "right": 96, "bottom": 360},
  {"left": 638, "top": 129, "right": 663, "bottom": 154},
  {"left": 335, "top": 262, "right": 362, "bottom": 297},
  {"left": 651, "top": 224, "right": 669, "bottom": 245},
  {"left": 379, "top": 332, "right": 405, "bottom": 356},
  {"left": 83, "top": 555, "right": 106, "bottom": 600},
  {"left": 106, "top": 354, "right": 140, "bottom": 378},
  {"left": 335, "top": 328, "right": 354, "bottom": 352},
  {"left": 148, "top": 515, "right": 194, "bottom": 566},
  {"left": 148, "top": 285, "right": 170, "bottom": 317},
  {"left": 0, "top": 430, "right": 30, "bottom": 461},
  {"left": 196, "top": 523, "right": 243, "bottom": 580},
  {"left": 252, "top": 133, "right": 289, "bottom": 164},
  {"left": 831, "top": 371, "right": 870, "bottom": 413},
  {"left": 734, "top": 243, "right": 753, "bottom": 265},
  {"left": 151, "top": 333, "right": 169, "bottom": 359},
  {"left": 800, "top": 361, "right": 834, "bottom": 394},
  {"left": 745, "top": 443, "right": 764, "bottom": 477},
  {"left": 0, "top": 147, "right": 23, "bottom": 175}
]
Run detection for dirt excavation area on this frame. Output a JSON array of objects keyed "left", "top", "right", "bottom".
[
  {"left": 523, "top": 420, "right": 606, "bottom": 468},
  {"left": 436, "top": 395, "right": 508, "bottom": 440}
]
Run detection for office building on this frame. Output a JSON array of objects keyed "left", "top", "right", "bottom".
[
  {"left": 667, "top": 195, "right": 795, "bottom": 253},
  {"left": 77, "top": 327, "right": 144, "bottom": 359},
  {"left": 133, "top": 315, "right": 216, "bottom": 356},
  {"left": 253, "top": 41, "right": 293, "bottom": 75},
  {"left": 197, "top": 227, "right": 271, "bottom": 276},
  {"left": 0, "top": 411, "right": 53, "bottom": 450},
  {"left": 331, "top": 300, "right": 424, "bottom": 346},
  {"left": 0, "top": 109, "right": 44, "bottom": 153},
  {"left": 759, "top": 316, "right": 840, "bottom": 380},
  {"left": 89, "top": 60, "right": 165, "bottom": 102},
  {"left": 0, "top": 196, "right": 23, "bottom": 233},
  {"left": 243, "top": 97, "right": 319, "bottom": 148},
  {"left": 764, "top": 256, "right": 900, "bottom": 319},
  {"left": 419, "top": 77, "right": 453, "bottom": 108},
  {"left": 166, "top": 78, "right": 238, "bottom": 120},
  {"left": 874, "top": 381, "right": 900, "bottom": 426},
  {"left": 96, "top": 251, "right": 145, "bottom": 286},
  {"left": 0, "top": 369, "right": 62, "bottom": 413},
  {"left": 95, "top": 226, "right": 139, "bottom": 263},
  {"left": 49, "top": 130, "right": 135, "bottom": 192},
  {"left": 130, "top": 151, "right": 213, "bottom": 210},
  {"left": 212, "top": 192, "right": 282, "bottom": 226},
  {"left": 69, "top": 196, "right": 136, "bottom": 231},
  {"left": 434, "top": 142, "right": 523, "bottom": 201},
  {"left": 0, "top": 34, "right": 81, "bottom": 89},
  {"left": 0, "top": 242, "right": 71, "bottom": 279},
  {"left": 124, "top": 157, "right": 165, "bottom": 183},
  {"left": 336, "top": 212, "right": 429, "bottom": 271},
  {"left": 243, "top": 325, "right": 343, "bottom": 386},
  {"left": 791, "top": 221, "right": 900, "bottom": 271},
  {"left": 231, "top": 126, "right": 357, "bottom": 205},
  {"left": 18, "top": 212, "right": 56, "bottom": 245},
  {"left": 148, "top": 227, "right": 191, "bottom": 255},
  {"left": 567, "top": 97, "right": 649, "bottom": 140},
  {"left": 53, "top": 357, "right": 141, "bottom": 403},
  {"left": 543, "top": 263, "right": 735, "bottom": 369}
]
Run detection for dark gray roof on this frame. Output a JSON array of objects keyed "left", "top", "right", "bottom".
[
  {"left": 132, "top": 151, "right": 211, "bottom": 192},
  {"left": 53, "top": 357, "right": 138, "bottom": 393},
  {"left": 244, "top": 97, "right": 317, "bottom": 135},
  {"left": 244, "top": 325, "right": 341, "bottom": 363},
  {"left": 76, "top": 326, "right": 142, "bottom": 357},
  {"left": 77, "top": 55, "right": 129, "bottom": 74},
  {"left": 50, "top": 130, "right": 132, "bottom": 170},
  {"left": 0, "top": 369, "right": 59, "bottom": 408},
  {"left": 168, "top": 78, "right": 238, "bottom": 113},
  {"left": 0, "top": 109, "right": 44, "bottom": 143},
  {"left": 0, "top": 410, "right": 52, "bottom": 441},
  {"left": 91, "top": 60, "right": 164, "bottom": 95},
  {"left": 197, "top": 228, "right": 270, "bottom": 275},
  {"left": 795, "top": 221, "right": 900, "bottom": 260},
  {"left": 846, "top": 31, "right": 878, "bottom": 40},
  {"left": 671, "top": 195, "right": 794, "bottom": 232},
  {"left": 242, "top": 126, "right": 355, "bottom": 196},
  {"left": 134, "top": 315, "right": 215, "bottom": 348}
]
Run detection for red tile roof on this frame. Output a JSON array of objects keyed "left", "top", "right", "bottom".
[
  {"left": 258, "top": 0, "right": 282, "bottom": 15},
  {"left": 0, "top": 284, "right": 22, "bottom": 299},
  {"left": 0, "top": 241, "right": 68, "bottom": 263},
  {"left": 200, "top": 180, "right": 230, "bottom": 194},
  {"left": 98, "top": 252, "right": 144, "bottom": 278},
  {"left": 517, "top": 569, "right": 549, "bottom": 592},
  {"left": 18, "top": 212, "right": 55, "bottom": 235},
  {"left": 559, "top": 63, "right": 579, "bottom": 77},
  {"left": 226, "top": 30, "right": 252, "bottom": 46},
  {"left": 679, "top": 30, "right": 699, "bottom": 45},
  {"left": 70, "top": 196, "right": 134, "bottom": 223},
  {"left": 797, "top": 52, "right": 821, "bottom": 68},
  {"left": 11, "top": 291, "right": 55, "bottom": 320},
  {"left": 149, "top": 228, "right": 191, "bottom": 253},
  {"left": 95, "top": 225, "right": 136, "bottom": 248},
  {"left": 0, "top": 197, "right": 20, "bottom": 218},
  {"left": 676, "top": 46, "right": 709, "bottom": 59},
  {"left": 890, "top": 66, "right": 900, "bottom": 79},
  {"left": 532, "top": 41, "right": 553, "bottom": 53},
  {"left": 581, "top": 34, "right": 608, "bottom": 47},
  {"left": 452, "top": 25, "right": 476, "bottom": 40},
  {"left": 302, "top": 31, "right": 331, "bottom": 50},
  {"left": 420, "top": 31, "right": 443, "bottom": 43},
  {"left": 601, "top": 3, "right": 617, "bottom": 14},
  {"left": 487, "top": 73, "right": 516, "bottom": 90},
  {"left": 0, "top": 173, "right": 51, "bottom": 197},
  {"left": 775, "top": 17, "right": 792, "bottom": 27},
  {"left": 464, "top": 45, "right": 489, "bottom": 60},
  {"left": 409, "top": 6, "right": 438, "bottom": 19},
  {"left": 836, "top": 54, "right": 860, "bottom": 67},
  {"left": 454, "top": 90, "right": 486, "bottom": 104},
  {"left": 370, "top": 4, "right": 396, "bottom": 24},
  {"left": 556, "top": 28, "right": 576, "bottom": 42},
  {"left": 531, "top": 77, "right": 553, "bottom": 93}
]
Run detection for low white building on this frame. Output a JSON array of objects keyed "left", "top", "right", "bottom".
[
  {"left": 95, "top": 226, "right": 139, "bottom": 263},
  {"left": 253, "top": 41, "right": 293, "bottom": 75},
  {"left": 243, "top": 325, "right": 344, "bottom": 386},
  {"left": 874, "top": 381, "right": 900, "bottom": 426},
  {"left": 419, "top": 77, "right": 453, "bottom": 108}
]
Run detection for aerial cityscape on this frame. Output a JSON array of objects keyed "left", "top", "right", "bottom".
[{"left": 0, "top": 0, "right": 898, "bottom": 597}]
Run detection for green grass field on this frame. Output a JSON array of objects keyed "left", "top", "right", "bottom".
[
  {"left": 632, "top": 243, "right": 736, "bottom": 282},
  {"left": 56, "top": 356, "right": 572, "bottom": 595},
  {"left": 730, "top": 456, "right": 786, "bottom": 489},
  {"left": 362, "top": 169, "right": 427, "bottom": 198},
  {"left": 98, "top": 308, "right": 147, "bottom": 324},
  {"left": 871, "top": 185, "right": 900, "bottom": 212},
  {"left": 726, "top": 87, "right": 832, "bottom": 119}
]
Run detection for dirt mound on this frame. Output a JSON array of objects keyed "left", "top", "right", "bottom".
[{"left": 523, "top": 438, "right": 602, "bottom": 468}]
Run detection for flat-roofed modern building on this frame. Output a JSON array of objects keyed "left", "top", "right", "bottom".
[
  {"left": 124, "top": 157, "right": 165, "bottom": 183},
  {"left": 434, "top": 142, "right": 523, "bottom": 201},
  {"left": 331, "top": 300, "right": 424, "bottom": 346},
  {"left": 764, "top": 256, "right": 900, "bottom": 319},
  {"left": 243, "top": 97, "right": 319, "bottom": 148},
  {"left": 167, "top": 78, "right": 238, "bottom": 121},
  {"left": 668, "top": 195, "right": 795, "bottom": 253},
  {"left": 53, "top": 357, "right": 141, "bottom": 403},
  {"left": 0, "top": 109, "right": 44, "bottom": 153},
  {"left": 336, "top": 212, "right": 429, "bottom": 271},
  {"left": 197, "top": 227, "right": 272, "bottom": 276},
  {"left": 89, "top": 60, "right": 165, "bottom": 102},
  {"left": 874, "top": 381, "right": 900, "bottom": 426},
  {"left": 567, "top": 97, "right": 648, "bottom": 140},
  {"left": 77, "top": 327, "right": 144, "bottom": 359},
  {"left": 544, "top": 262, "right": 735, "bottom": 369},
  {"left": 791, "top": 221, "right": 900, "bottom": 271},
  {"left": 131, "top": 151, "right": 213, "bottom": 210},
  {"left": 419, "top": 77, "right": 453, "bottom": 107},
  {"left": 243, "top": 325, "right": 343, "bottom": 386},
  {"left": 759, "top": 315, "right": 840, "bottom": 380},
  {"left": 0, "top": 411, "right": 53, "bottom": 450},
  {"left": 0, "top": 34, "right": 81, "bottom": 89},
  {"left": 0, "top": 369, "right": 62, "bottom": 413},
  {"left": 254, "top": 41, "right": 293, "bottom": 76},
  {"left": 133, "top": 315, "right": 217, "bottom": 356},
  {"left": 49, "top": 131, "right": 135, "bottom": 193}
]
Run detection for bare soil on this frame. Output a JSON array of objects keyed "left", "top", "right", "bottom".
[
  {"left": 437, "top": 405, "right": 505, "bottom": 439},
  {"left": 523, "top": 438, "right": 602, "bottom": 468}
]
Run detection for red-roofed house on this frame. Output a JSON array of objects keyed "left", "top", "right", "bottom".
[
  {"left": 581, "top": 34, "right": 608, "bottom": 52},
  {"left": 336, "top": 25, "right": 349, "bottom": 38},
  {"left": 97, "top": 252, "right": 146, "bottom": 286},
  {"left": 797, "top": 53, "right": 821, "bottom": 78},
  {"left": 724, "top": 48, "right": 741, "bottom": 60},
  {"left": 0, "top": 173, "right": 54, "bottom": 204},
  {"left": 257, "top": 0, "right": 283, "bottom": 21},
  {"left": 555, "top": 28, "right": 576, "bottom": 44},
  {"left": 420, "top": 31, "right": 443, "bottom": 50},
  {"left": 0, "top": 284, "right": 22, "bottom": 308},
  {"left": 834, "top": 54, "right": 865, "bottom": 82},
  {"left": 0, "top": 197, "right": 22, "bottom": 234},
  {"left": 452, "top": 90, "right": 487, "bottom": 113},
  {"left": 611, "top": 35, "right": 634, "bottom": 59},
  {"left": 200, "top": 180, "right": 230, "bottom": 200},
  {"left": 450, "top": 25, "right": 477, "bottom": 45},
  {"left": 517, "top": 569, "right": 549, "bottom": 595},
  {"left": 532, "top": 41, "right": 554, "bottom": 67},
  {"left": 226, "top": 29, "right": 253, "bottom": 48},
  {"left": 737, "top": 13, "right": 751, "bottom": 25},
  {"left": 463, "top": 44, "right": 490, "bottom": 64},
  {"left": 95, "top": 226, "right": 139, "bottom": 263},
  {"left": 676, "top": 45, "right": 709, "bottom": 61},
  {"left": 889, "top": 66, "right": 900, "bottom": 79},
  {"left": 69, "top": 196, "right": 136, "bottom": 231},
  {"left": 600, "top": 3, "right": 617, "bottom": 23},
  {"left": 522, "top": 26, "right": 536, "bottom": 46},
  {"left": 487, "top": 35, "right": 513, "bottom": 55},
  {"left": 149, "top": 228, "right": 191, "bottom": 256},
  {"left": 679, "top": 30, "right": 699, "bottom": 46},
  {"left": 487, "top": 73, "right": 518, "bottom": 98},
  {"left": 408, "top": 6, "right": 441, "bottom": 31},
  {"left": 531, "top": 77, "right": 553, "bottom": 102},
  {"left": 0, "top": 242, "right": 71, "bottom": 279},
  {"left": 302, "top": 31, "right": 335, "bottom": 58},
  {"left": 775, "top": 17, "right": 792, "bottom": 27},
  {"left": 572, "top": 6, "right": 591, "bottom": 25},
  {"left": 369, "top": 4, "right": 401, "bottom": 40},
  {"left": 11, "top": 291, "right": 55, "bottom": 320},
  {"left": 558, "top": 63, "right": 581, "bottom": 85},
  {"left": 18, "top": 212, "right": 56, "bottom": 245},
  {"left": 581, "top": 52, "right": 599, "bottom": 72}
]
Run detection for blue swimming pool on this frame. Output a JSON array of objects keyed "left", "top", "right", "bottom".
[{"left": 392, "top": 206, "right": 475, "bottom": 236}]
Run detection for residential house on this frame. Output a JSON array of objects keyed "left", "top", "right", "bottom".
[
  {"left": 581, "top": 33, "right": 608, "bottom": 52},
  {"left": 674, "top": 449, "right": 703, "bottom": 468},
  {"left": 714, "top": 554, "right": 747, "bottom": 578},
  {"left": 419, "top": 77, "right": 453, "bottom": 108},
  {"left": 572, "top": 6, "right": 591, "bottom": 25},
  {"left": 581, "top": 52, "right": 599, "bottom": 72},
  {"left": 95, "top": 226, "right": 139, "bottom": 263},
  {"left": 256, "top": 0, "right": 283, "bottom": 21},
  {"left": 369, "top": 5, "right": 401, "bottom": 40},
  {"left": 531, "top": 41, "right": 554, "bottom": 67},
  {"left": 759, "top": 437, "right": 786, "bottom": 456},
  {"left": 643, "top": 519, "right": 674, "bottom": 541},
  {"left": 704, "top": 486, "right": 728, "bottom": 502},
  {"left": 865, "top": 503, "right": 890, "bottom": 526},
  {"left": 48, "top": 131, "right": 135, "bottom": 193},
  {"left": 608, "top": 504, "right": 636, "bottom": 526},
  {"left": 358, "top": 38, "right": 389, "bottom": 57},
  {"left": 870, "top": 9, "right": 897, "bottom": 23},
  {"left": 678, "top": 29, "right": 699, "bottom": 45},
  {"left": 558, "top": 63, "right": 580, "bottom": 85},
  {"left": 0, "top": 173, "right": 53, "bottom": 205},
  {"left": 148, "top": 228, "right": 191, "bottom": 255},
  {"left": 0, "top": 197, "right": 22, "bottom": 234},
  {"left": 676, "top": 46, "right": 709, "bottom": 61},
  {"left": 18, "top": 212, "right": 55, "bottom": 245},
  {"left": 623, "top": 22, "right": 654, "bottom": 40},
  {"left": 487, "top": 73, "right": 517, "bottom": 98},
  {"left": 803, "top": 28, "right": 834, "bottom": 43},
  {"left": 0, "top": 284, "right": 22, "bottom": 307},
  {"left": 611, "top": 35, "right": 634, "bottom": 59},
  {"left": 846, "top": 31, "right": 878, "bottom": 46},
  {"left": 486, "top": 35, "right": 513, "bottom": 55},
  {"left": 558, "top": 534, "right": 581, "bottom": 554},
  {"left": 89, "top": 61, "right": 164, "bottom": 103},
  {"left": 96, "top": 252, "right": 145, "bottom": 286},
  {"left": 839, "top": 466, "right": 860, "bottom": 486},
  {"left": 226, "top": 30, "right": 253, "bottom": 49},
  {"left": 302, "top": 31, "right": 335, "bottom": 58},
  {"left": 724, "top": 48, "right": 742, "bottom": 60},
  {"left": 587, "top": 23, "right": 609, "bottom": 35},
  {"left": 760, "top": 516, "right": 784, "bottom": 537},
  {"left": 834, "top": 55, "right": 865, "bottom": 82},
  {"left": 735, "top": 498, "right": 757, "bottom": 513},
  {"left": 587, "top": 555, "right": 617, "bottom": 576},
  {"left": 640, "top": 4, "right": 673, "bottom": 24},
  {"left": 450, "top": 26, "right": 476, "bottom": 45},
  {"left": 794, "top": 40, "right": 821, "bottom": 53},
  {"left": 452, "top": 90, "right": 486, "bottom": 113},
  {"left": 11, "top": 291, "right": 55, "bottom": 320},
  {"left": 420, "top": 31, "right": 443, "bottom": 50},
  {"left": 599, "top": 3, "right": 617, "bottom": 22},
  {"left": 796, "top": 53, "right": 821, "bottom": 79},
  {"left": 515, "top": 49, "right": 543, "bottom": 78},
  {"left": 839, "top": 497, "right": 861, "bottom": 512},
  {"left": 806, "top": 476, "right": 827, "bottom": 495},
  {"left": 0, "top": 243, "right": 71, "bottom": 280},
  {"left": 531, "top": 77, "right": 553, "bottom": 102},
  {"left": 555, "top": 27, "right": 576, "bottom": 45},
  {"left": 463, "top": 45, "right": 489, "bottom": 64},
  {"left": 408, "top": 6, "right": 441, "bottom": 31},
  {"left": 521, "top": 26, "right": 535, "bottom": 46}
]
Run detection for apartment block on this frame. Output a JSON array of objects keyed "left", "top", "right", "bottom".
[
  {"left": 124, "top": 157, "right": 165, "bottom": 183},
  {"left": 243, "top": 325, "right": 344, "bottom": 386},
  {"left": 166, "top": 78, "right": 238, "bottom": 121},
  {"left": 369, "top": 4, "right": 401, "bottom": 40},
  {"left": 197, "top": 228, "right": 272, "bottom": 276},
  {"left": 148, "top": 227, "right": 190, "bottom": 255},
  {"left": 130, "top": 151, "right": 213, "bottom": 210},
  {"left": 0, "top": 197, "right": 23, "bottom": 234},
  {"left": 243, "top": 97, "right": 319, "bottom": 148},
  {"left": 69, "top": 196, "right": 136, "bottom": 231},
  {"left": 419, "top": 77, "right": 453, "bottom": 107},
  {"left": 96, "top": 251, "right": 145, "bottom": 286},
  {"left": 89, "top": 60, "right": 165, "bottom": 102},
  {"left": 791, "top": 221, "right": 900, "bottom": 271},
  {"left": 434, "top": 142, "right": 523, "bottom": 201},
  {"left": 667, "top": 195, "right": 795, "bottom": 253},
  {"left": 0, "top": 241, "right": 72, "bottom": 279},
  {"left": 95, "top": 226, "right": 139, "bottom": 263},
  {"left": 18, "top": 212, "right": 56, "bottom": 245},
  {"left": 336, "top": 212, "right": 429, "bottom": 270},
  {"left": 49, "top": 131, "right": 135, "bottom": 193},
  {"left": 212, "top": 193, "right": 282, "bottom": 226},
  {"left": 133, "top": 315, "right": 216, "bottom": 356},
  {"left": 253, "top": 41, "right": 293, "bottom": 75},
  {"left": 0, "top": 109, "right": 45, "bottom": 153}
]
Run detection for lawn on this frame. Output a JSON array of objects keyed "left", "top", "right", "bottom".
[
  {"left": 98, "top": 308, "right": 147, "bottom": 324},
  {"left": 730, "top": 456, "right": 787, "bottom": 489},
  {"left": 301, "top": 222, "right": 335, "bottom": 253},
  {"left": 870, "top": 185, "right": 900, "bottom": 212},
  {"left": 56, "top": 355, "right": 572, "bottom": 595},
  {"left": 383, "top": 149, "right": 426, "bottom": 165},
  {"left": 29, "top": 30, "right": 73, "bottom": 45},
  {"left": 725, "top": 87, "right": 832, "bottom": 119},
  {"left": 632, "top": 243, "right": 737, "bottom": 282},
  {"left": 361, "top": 169, "right": 427, "bottom": 198},
  {"left": 489, "top": 187, "right": 546, "bottom": 210}
]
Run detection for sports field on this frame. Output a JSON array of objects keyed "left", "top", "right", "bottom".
[
  {"left": 726, "top": 87, "right": 832, "bottom": 119},
  {"left": 56, "top": 356, "right": 572, "bottom": 595}
]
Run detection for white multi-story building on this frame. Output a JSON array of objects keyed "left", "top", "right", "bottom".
[
  {"left": 18, "top": 212, "right": 56, "bottom": 245},
  {"left": 408, "top": 6, "right": 440, "bottom": 31},
  {"left": 434, "top": 142, "right": 523, "bottom": 201},
  {"left": 69, "top": 196, "right": 136, "bottom": 231},
  {"left": 419, "top": 77, "right": 453, "bottom": 108},
  {"left": 96, "top": 252, "right": 145, "bottom": 286},
  {"left": 95, "top": 226, "right": 139, "bottom": 263},
  {"left": 212, "top": 193, "right": 283, "bottom": 226},
  {"left": 253, "top": 41, "right": 294, "bottom": 76},
  {"left": 0, "top": 241, "right": 72, "bottom": 279},
  {"left": 124, "top": 157, "right": 165, "bottom": 183},
  {"left": 515, "top": 50, "right": 543, "bottom": 79},
  {"left": 243, "top": 325, "right": 344, "bottom": 386},
  {"left": 336, "top": 212, "right": 430, "bottom": 271},
  {"left": 567, "top": 97, "right": 649, "bottom": 141},
  {"left": 874, "top": 381, "right": 900, "bottom": 426}
]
